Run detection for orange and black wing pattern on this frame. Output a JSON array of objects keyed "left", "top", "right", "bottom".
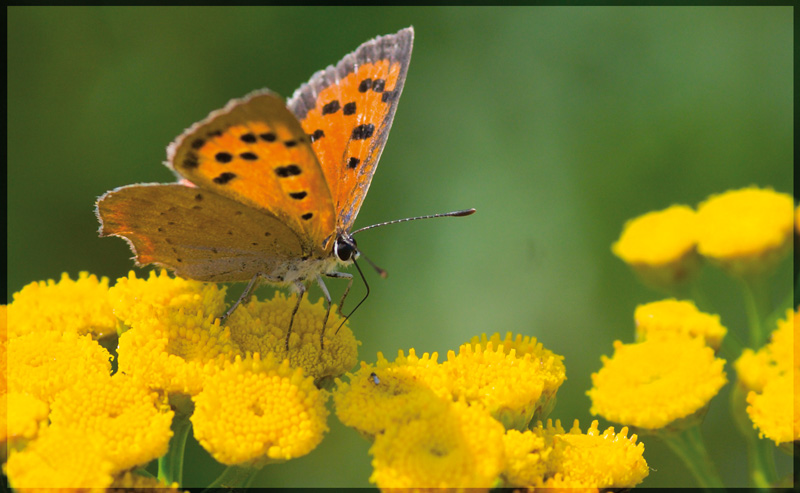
[{"left": 287, "top": 27, "right": 414, "bottom": 232}]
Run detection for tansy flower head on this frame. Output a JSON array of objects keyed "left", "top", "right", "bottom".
[
  {"left": 7, "top": 330, "right": 112, "bottom": 404},
  {"left": 469, "top": 333, "right": 566, "bottom": 419},
  {"left": 696, "top": 186, "right": 794, "bottom": 276},
  {"left": 543, "top": 420, "right": 649, "bottom": 489},
  {"left": 48, "top": 372, "right": 174, "bottom": 473},
  {"left": 109, "top": 270, "right": 227, "bottom": 330},
  {"left": 226, "top": 292, "right": 358, "bottom": 384},
  {"left": 634, "top": 299, "right": 727, "bottom": 350},
  {"left": 368, "top": 400, "right": 506, "bottom": 491},
  {"left": 501, "top": 428, "right": 551, "bottom": 487},
  {"left": 736, "top": 308, "right": 798, "bottom": 444},
  {"left": 442, "top": 341, "right": 546, "bottom": 430},
  {"left": 612, "top": 205, "right": 700, "bottom": 288},
  {"left": 2, "top": 392, "right": 49, "bottom": 455},
  {"left": 334, "top": 350, "right": 450, "bottom": 439},
  {"left": 191, "top": 353, "right": 329, "bottom": 466},
  {"left": 4, "top": 427, "right": 115, "bottom": 491},
  {"left": 588, "top": 336, "right": 727, "bottom": 430},
  {"left": 116, "top": 306, "right": 239, "bottom": 396},
  {"left": 8, "top": 272, "right": 117, "bottom": 339}
]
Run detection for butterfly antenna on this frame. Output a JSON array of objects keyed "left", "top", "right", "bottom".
[
  {"left": 335, "top": 258, "right": 370, "bottom": 334},
  {"left": 350, "top": 208, "right": 476, "bottom": 236}
]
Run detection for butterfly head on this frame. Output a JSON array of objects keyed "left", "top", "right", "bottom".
[{"left": 333, "top": 233, "right": 359, "bottom": 263}]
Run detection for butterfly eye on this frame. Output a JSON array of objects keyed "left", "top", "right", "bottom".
[{"left": 334, "top": 235, "right": 358, "bottom": 262}]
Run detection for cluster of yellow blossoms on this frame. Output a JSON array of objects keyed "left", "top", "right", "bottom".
[
  {"left": 608, "top": 185, "right": 796, "bottom": 487},
  {"left": 2, "top": 270, "right": 357, "bottom": 489},
  {"left": 334, "top": 333, "right": 649, "bottom": 490}
]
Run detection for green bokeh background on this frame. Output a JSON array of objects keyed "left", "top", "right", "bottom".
[{"left": 7, "top": 6, "right": 793, "bottom": 488}]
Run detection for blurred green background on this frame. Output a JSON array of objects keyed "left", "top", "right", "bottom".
[{"left": 7, "top": 6, "right": 793, "bottom": 488}]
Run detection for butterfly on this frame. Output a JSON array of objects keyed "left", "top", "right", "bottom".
[{"left": 96, "top": 27, "right": 474, "bottom": 350}]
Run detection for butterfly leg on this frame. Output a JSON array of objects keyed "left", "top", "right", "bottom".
[
  {"left": 324, "top": 271, "right": 354, "bottom": 315},
  {"left": 315, "top": 275, "right": 334, "bottom": 350},
  {"left": 285, "top": 282, "right": 306, "bottom": 351},
  {"left": 221, "top": 273, "right": 261, "bottom": 323}
]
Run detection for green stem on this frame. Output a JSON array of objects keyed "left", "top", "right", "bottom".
[
  {"left": 660, "top": 425, "right": 724, "bottom": 488},
  {"left": 738, "top": 274, "right": 770, "bottom": 349},
  {"left": 158, "top": 412, "right": 192, "bottom": 486},
  {"left": 204, "top": 465, "right": 261, "bottom": 490},
  {"left": 730, "top": 383, "right": 777, "bottom": 488}
]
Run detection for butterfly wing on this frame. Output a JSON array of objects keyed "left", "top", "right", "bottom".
[
  {"left": 167, "top": 90, "right": 336, "bottom": 253},
  {"left": 96, "top": 183, "right": 309, "bottom": 282},
  {"left": 287, "top": 27, "right": 414, "bottom": 232}
]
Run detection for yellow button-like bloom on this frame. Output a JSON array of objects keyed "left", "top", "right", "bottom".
[
  {"left": 2, "top": 392, "right": 49, "bottom": 451},
  {"left": 227, "top": 292, "right": 358, "bottom": 384},
  {"left": 191, "top": 353, "right": 329, "bottom": 466},
  {"left": 442, "top": 342, "right": 546, "bottom": 430},
  {"left": 501, "top": 428, "right": 550, "bottom": 487},
  {"left": 547, "top": 420, "right": 648, "bottom": 489},
  {"left": 469, "top": 332, "right": 566, "bottom": 415},
  {"left": 48, "top": 372, "right": 174, "bottom": 473},
  {"left": 334, "top": 350, "right": 449, "bottom": 439},
  {"left": 696, "top": 187, "right": 794, "bottom": 275},
  {"left": 8, "top": 272, "right": 117, "bottom": 339},
  {"left": 368, "top": 400, "right": 506, "bottom": 491},
  {"left": 116, "top": 306, "right": 239, "bottom": 396},
  {"left": 109, "top": 270, "right": 227, "bottom": 329},
  {"left": 7, "top": 330, "right": 112, "bottom": 403},
  {"left": 634, "top": 299, "right": 727, "bottom": 350},
  {"left": 736, "top": 309, "right": 798, "bottom": 444},
  {"left": 3, "top": 427, "right": 115, "bottom": 491},
  {"left": 588, "top": 337, "right": 727, "bottom": 429},
  {"left": 612, "top": 205, "right": 700, "bottom": 287}
]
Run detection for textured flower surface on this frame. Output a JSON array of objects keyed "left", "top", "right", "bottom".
[
  {"left": 588, "top": 336, "right": 727, "bottom": 429},
  {"left": 191, "top": 353, "right": 329, "bottom": 466},
  {"left": 696, "top": 186, "right": 793, "bottom": 274},
  {"left": 612, "top": 205, "right": 698, "bottom": 265},
  {"left": 634, "top": 299, "right": 727, "bottom": 349}
]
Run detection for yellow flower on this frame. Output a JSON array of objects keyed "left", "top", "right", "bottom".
[
  {"left": 2, "top": 392, "right": 49, "bottom": 451},
  {"left": 588, "top": 336, "right": 727, "bottom": 430},
  {"left": 108, "top": 270, "right": 227, "bottom": 329},
  {"left": 7, "top": 330, "right": 112, "bottom": 403},
  {"left": 546, "top": 420, "right": 649, "bottom": 489},
  {"left": 736, "top": 309, "right": 798, "bottom": 444},
  {"left": 3, "top": 427, "right": 115, "bottom": 491},
  {"left": 696, "top": 186, "right": 794, "bottom": 275},
  {"left": 227, "top": 292, "right": 358, "bottom": 384},
  {"left": 746, "top": 368, "right": 798, "bottom": 445},
  {"left": 469, "top": 332, "right": 566, "bottom": 416},
  {"left": 368, "top": 400, "right": 505, "bottom": 491},
  {"left": 442, "top": 341, "right": 546, "bottom": 430},
  {"left": 634, "top": 299, "right": 727, "bottom": 350},
  {"left": 48, "top": 372, "right": 174, "bottom": 473},
  {"left": 501, "top": 428, "right": 550, "bottom": 487},
  {"left": 8, "top": 272, "right": 117, "bottom": 339},
  {"left": 116, "top": 306, "right": 239, "bottom": 396},
  {"left": 611, "top": 205, "right": 700, "bottom": 288},
  {"left": 191, "top": 353, "right": 329, "bottom": 466},
  {"left": 334, "top": 350, "right": 450, "bottom": 439},
  {"left": 109, "top": 471, "right": 182, "bottom": 491}
]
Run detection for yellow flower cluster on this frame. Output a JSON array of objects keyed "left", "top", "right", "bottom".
[
  {"left": 613, "top": 187, "right": 794, "bottom": 282},
  {"left": 192, "top": 353, "right": 329, "bottom": 466},
  {"left": 4, "top": 270, "right": 357, "bottom": 488},
  {"left": 588, "top": 301, "right": 727, "bottom": 430},
  {"left": 335, "top": 333, "right": 646, "bottom": 490},
  {"left": 735, "top": 308, "right": 798, "bottom": 444}
]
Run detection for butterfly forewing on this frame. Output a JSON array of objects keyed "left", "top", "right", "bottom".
[
  {"left": 287, "top": 27, "right": 414, "bottom": 232},
  {"left": 97, "top": 184, "right": 308, "bottom": 282},
  {"left": 167, "top": 90, "right": 336, "bottom": 253}
]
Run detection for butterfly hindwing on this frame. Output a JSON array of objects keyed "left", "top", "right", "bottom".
[
  {"left": 96, "top": 183, "right": 308, "bottom": 282},
  {"left": 167, "top": 90, "right": 336, "bottom": 253},
  {"left": 287, "top": 27, "right": 414, "bottom": 231}
]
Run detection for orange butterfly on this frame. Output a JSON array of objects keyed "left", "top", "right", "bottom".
[{"left": 96, "top": 27, "right": 474, "bottom": 349}]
